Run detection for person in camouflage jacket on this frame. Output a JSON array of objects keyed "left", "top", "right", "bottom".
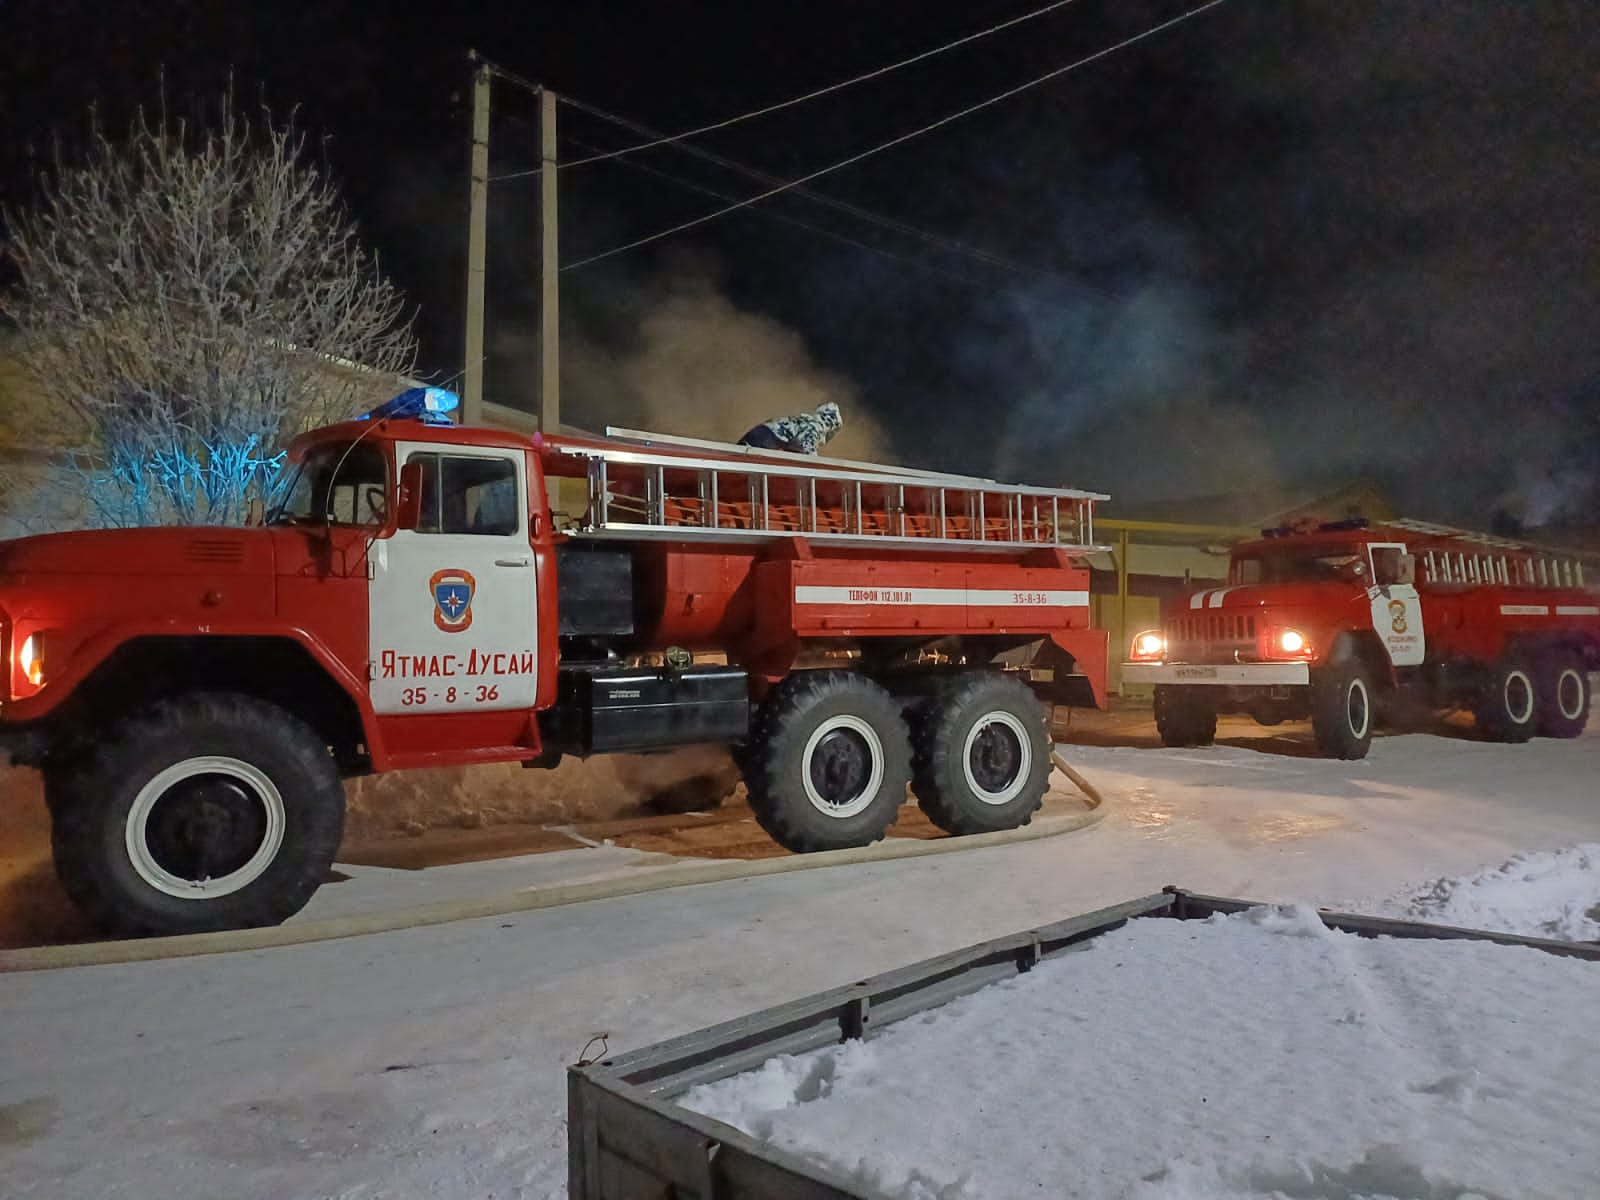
[{"left": 737, "top": 401, "right": 843, "bottom": 455}]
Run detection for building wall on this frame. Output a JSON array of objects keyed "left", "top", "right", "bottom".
[{"left": 1092, "top": 591, "right": 1162, "bottom": 695}]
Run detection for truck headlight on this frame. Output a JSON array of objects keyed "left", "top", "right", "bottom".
[
  {"left": 1278, "top": 629, "right": 1305, "bottom": 654},
  {"left": 19, "top": 633, "right": 43, "bottom": 686},
  {"left": 1130, "top": 630, "right": 1166, "bottom": 661}
]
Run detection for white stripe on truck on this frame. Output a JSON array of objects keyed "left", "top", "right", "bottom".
[
  {"left": 795, "top": 586, "right": 1088, "bottom": 608},
  {"left": 1187, "top": 587, "right": 1237, "bottom": 610}
]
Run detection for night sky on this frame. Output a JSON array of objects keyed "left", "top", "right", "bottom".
[{"left": 4, "top": 1, "right": 1596, "bottom": 528}]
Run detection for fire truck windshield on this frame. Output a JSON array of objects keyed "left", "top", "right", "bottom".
[
  {"left": 1232, "top": 544, "right": 1365, "bottom": 585},
  {"left": 268, "top": 442, "right": 389, "bottom": 528}
]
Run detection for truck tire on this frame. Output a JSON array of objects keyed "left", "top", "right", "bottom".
[
  {"left": 48, "top": 693, "right": 345, "bottom": 937},
  {"left": 1473, "top": 656, "right": 1538, "bottom": 743},
  {"left": 1153, "top": 686, "right": 1217, "bottom": 747},
  {"left": 744, "top": 672, "right": 912, "bottom": 853},
  {"left": 1536, "top": 654, "right": 1590, "bottom": 739},
  {"left": 911, "top": 672, "right": 1052, "bottom": 836},
  {"left": 1310, "top": 661, "right": 1373, "bottom": 759}
]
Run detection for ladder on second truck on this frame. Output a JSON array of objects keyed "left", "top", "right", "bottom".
[
  {"left": 1387, "top": 517, "right": 1591, "bottom": 589},
  {"left": 563, "top": 427, "right": 1108, "bottom": 556}
]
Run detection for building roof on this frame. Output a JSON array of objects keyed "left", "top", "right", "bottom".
[{"left": 1105, "top": 478, "right": 1395, "bottom": 531}]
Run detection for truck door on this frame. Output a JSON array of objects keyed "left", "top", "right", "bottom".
[
  {"left": 369, "top": 442, "right": 539, "bottom": 714},
  {"left": 1367, "top": 542, "right": 1424, "bottom": 667}
]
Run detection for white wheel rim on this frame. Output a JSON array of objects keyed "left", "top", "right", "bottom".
[
  {"left": 1504, "top": 670, "right": 1534, "bottom": 724},
  {"left": 801, "top": 715, "right": 885, "bottom": 819},
  {"left": 126, "top": 756, "right": 287, "bottom": 899},
  {"left": 1346, "top": 678, "right": 1371, "bottom": 741},
  {"left": 961, "top": 711, "right": 1033, "bottom": 806},
  {"left": 1555, "top": 668, "right": 1586, "bottom": 720}
]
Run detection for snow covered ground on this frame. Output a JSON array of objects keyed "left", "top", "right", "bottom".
[
  {"left": 3, "top": 729, "right": 1599, "bottom": 1198},
  {"left": 685, "top": 905, "right": 1599, "bottom": 1199},
  {"left": 1377, "top": 843, "right": 1600, "bottom": 943}
]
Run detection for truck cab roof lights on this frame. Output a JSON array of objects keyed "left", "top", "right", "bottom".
[
  {"left": 1261, "top": 517, "right": 1372, "bottom": 539},
  {"left": 1317, "top": 517, "right": 1370, "bottom": 533},
  {"left": 360, "top": 386, "right": 460, "bottom": 426}
]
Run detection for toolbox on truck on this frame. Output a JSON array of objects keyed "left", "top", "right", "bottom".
[{"left": 544, "top": 665, "right": 750, "bottom": 756}]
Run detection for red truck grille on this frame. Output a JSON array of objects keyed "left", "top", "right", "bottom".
[{"left": 1167, "top": 613, "right": 1256, "bottom": 660}]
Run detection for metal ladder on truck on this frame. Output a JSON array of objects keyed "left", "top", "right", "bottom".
[
  {"left": 1387, "top": 517, "right": 1591, "bottom": 589},
  {"left": 552, "top": 426, "right": 1109, "bottom": 555}
]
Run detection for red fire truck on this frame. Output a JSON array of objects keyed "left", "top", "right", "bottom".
[
  {"left": 0, "top": 393, "right": 1108, "bottom": 936},
  {"left": 1123, "top": 517, "right": 1600, "bottom": 758}
]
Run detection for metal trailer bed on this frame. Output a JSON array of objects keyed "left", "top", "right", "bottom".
[{"left": 568, "top": 886, "right": 1600, "bottom": 1200}]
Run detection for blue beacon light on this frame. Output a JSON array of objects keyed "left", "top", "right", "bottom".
[{"left": 360, "top": 387, "right": 461, "bottom": 425}]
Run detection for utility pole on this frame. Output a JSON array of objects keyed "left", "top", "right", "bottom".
[
  {"left": 539, "top": 86, "right": 560, "bottom": 434},
  {"left": 463, "top": 53, "right": 491, "bottom": 427}
]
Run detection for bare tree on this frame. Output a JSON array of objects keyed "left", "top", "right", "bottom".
[{"left": 0, "top": 92, "right": 416, "bottom": 528}]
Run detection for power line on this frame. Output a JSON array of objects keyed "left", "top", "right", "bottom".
[
  {"left": 485, "top": 64, "right": 1070, "bottom": 283},
  {"left": 553, "top": 0, "right": 1087, "bottom": 170},
  {"left": 495, "top": 111, "right": 1135, "bottom": 312},
  {"left": 495, "top": 103, "right": 1070, "bottom": 296},
  {"left": 481, "top": 58, "right": 545, "bottom": 99},
  {"left": 490, "top": 97, "right": 1068, "bottom": 286},
  {"left": 559, "top": 0, "right": 1230, "bottom": 272},
  {"left": 553, "top": 96, "right": 1061, "bottom": 283},
  {"left": 559, "top": 133, "right": 1032, "bottom": 296}
]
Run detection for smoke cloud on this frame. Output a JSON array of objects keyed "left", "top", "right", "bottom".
[
  {"left": 558, "top": 261, "right": 890, "bottom": 461},
  {"left": 1167, "top": 1, "right": 1600, "bottom": 529},
  {"left": 7, "top": 4, "right": 1593, "bottom": 535},
  {"left": 780, "top": 156, "right": 1284, "bottom": 510},
  {"left": 763, "top": 3, "right": 1599, "bottom": 530}
]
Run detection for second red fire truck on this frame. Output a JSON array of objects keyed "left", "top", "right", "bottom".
[{"left": 1124, "top": 517, "right": 1600, "bottom": 758}]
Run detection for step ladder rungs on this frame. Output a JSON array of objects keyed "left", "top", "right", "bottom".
[
  {"left": 1399, "top": 520, "right": 1590, "bottom": 589},
  {"left": 600, "top": 425, "right": 1111, "bottom": 497},
  {"left": 565, "top": 442, "right": 1105, "bottom": 554}
]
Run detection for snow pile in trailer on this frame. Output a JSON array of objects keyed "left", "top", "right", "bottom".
[
  {"left": 682, "top": 906, "right": 1598, "bottom": 1200},
  {"left": 1380, "top": 843, "right": 1600, "bottom": 944}
]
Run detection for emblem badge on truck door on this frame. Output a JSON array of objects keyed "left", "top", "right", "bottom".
[
  {"left": 430, "top": 568, "right": 477, "bottom": 632},
  {"left": 1388, "top": 599, "right": 1408, "bottom": 635}
]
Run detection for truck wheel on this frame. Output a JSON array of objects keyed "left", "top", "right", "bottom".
[
  {"left": 48, "top": 693, "right": 345, "bottom": 937},
  {"left": 1536, "top": 654, "right": 1589, "bottom": 739},
  {"left": 1153, "top": 686, "right": 1217, "bottom": 747},
  {"left": 1473, "top": 656, "right": 1538, "bottom": 743},
  {"left": 1311, "top": 661, "right": 1373, "bottom": 759},
  {"left": 911, "top": 673, "right": 1052, "bottom": 836},
  {"left": 744, "top": 672, "right": 912, "bottom": 853}
]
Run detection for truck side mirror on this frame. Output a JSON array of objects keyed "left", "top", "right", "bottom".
[{"left": 396, "top": 461, "right": 424, "bottom": 531}]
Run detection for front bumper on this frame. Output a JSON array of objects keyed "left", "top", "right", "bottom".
[{"left": 1121, "top": 662, "right": 1311, "bottom": 687}]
